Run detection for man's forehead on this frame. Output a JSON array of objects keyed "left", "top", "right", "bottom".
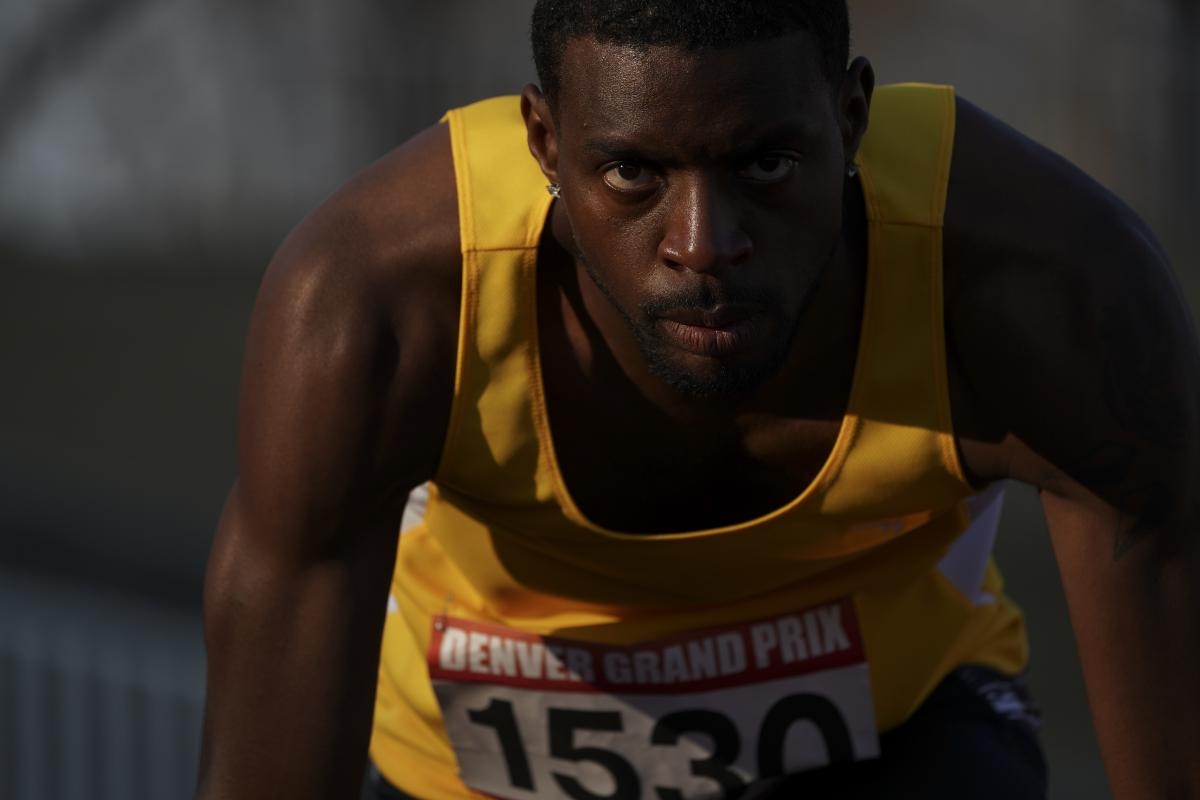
[{"left": 554, "top": 34, "right": 834, "bottom": 143}]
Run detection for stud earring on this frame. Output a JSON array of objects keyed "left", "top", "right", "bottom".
[
  {"left": 546, "top": 183, "right": 562, "bottom": 198},
  {"left": 846, "top": 163, "right": 859, "bottom": 178}
]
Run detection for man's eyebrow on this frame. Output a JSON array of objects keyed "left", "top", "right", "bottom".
[
  {"left": 581, "top": 140, "right": 673, "bottom": 162},
  {"left": 580, "top": 120, "right": 824, "bottom": 163},
  {"left": 729, "top": 120, "right": 826, "bottom": 152}
]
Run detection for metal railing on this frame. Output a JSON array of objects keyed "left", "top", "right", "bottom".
[{"left": 0, "top": 565, "right": 205, "bottom": 800}]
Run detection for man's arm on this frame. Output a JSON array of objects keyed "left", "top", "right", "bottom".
[
  {"left": 196, "top": 123, "right": 460, "bottom": 798},
  {"left": 948, "top": 100, "right": 1200, "bottom": 797},
  {"left": 1004, "top": 265, "right": 1200, "bottom": 798}
]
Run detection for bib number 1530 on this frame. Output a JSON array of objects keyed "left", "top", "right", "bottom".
[
  {"left": 439, "top": 676, "right": 876, "bottom": 800},
  {"left": 469, "top": 693, "right": 854, "bottom": 799}
]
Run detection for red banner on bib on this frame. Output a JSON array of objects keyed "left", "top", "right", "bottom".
[{"left": 428, "top": 598, "right": 864, "bottom": 695}]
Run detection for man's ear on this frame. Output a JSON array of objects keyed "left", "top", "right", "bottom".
[
  {"left": 838, "top": 57, "right": 875, "bottom": 164},
  {"left": 521, "top": 84, "right": 559, "bottom": 185}
]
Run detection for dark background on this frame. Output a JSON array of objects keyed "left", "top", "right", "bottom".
[{"left": 2, "top": 1, "right": 1196, "bottom": 797}]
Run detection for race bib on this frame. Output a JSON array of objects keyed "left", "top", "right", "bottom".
[{"left": 429, "top": 599, "right": 879, "bottom": 799}]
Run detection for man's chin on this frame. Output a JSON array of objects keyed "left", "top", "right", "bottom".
[{"left": 645, "top": 351, "right": 778, "bottom": 400}]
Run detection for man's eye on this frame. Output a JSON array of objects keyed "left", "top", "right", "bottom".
[
  {"left": 738, "top": 156, "right": 797, "bottom": 183},
  {"left": 603, "top": 162, "right": 657, "bottom": 191}
]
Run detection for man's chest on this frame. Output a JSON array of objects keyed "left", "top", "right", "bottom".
[{"left": 541, "top": 381, "right": 847, "bottom": 533}]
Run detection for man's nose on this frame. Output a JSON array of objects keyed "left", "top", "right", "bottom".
[{"left": 657, "top": 174, "right": 753, "bottom": 273}]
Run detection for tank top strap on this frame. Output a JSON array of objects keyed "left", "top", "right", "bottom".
[
  {"left": 436, "top": 97, "right": 552, "bottom": 503},
  {"left": 822, "top": 84, "right": 971, "bottom": 515},
  {"left": 855, "top": 83, "right": 956, "bottom": 227},
  {"left": 443, "top": 96, "right": 550, "bottom": 252}
]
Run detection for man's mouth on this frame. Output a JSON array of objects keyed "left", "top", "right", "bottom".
[{"left": 655, "top": 304, "right": 768, "bottom": 357}]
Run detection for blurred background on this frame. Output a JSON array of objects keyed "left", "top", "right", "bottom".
[{"left": 1, "top": 0, "right": 1195, "bottom": 797}]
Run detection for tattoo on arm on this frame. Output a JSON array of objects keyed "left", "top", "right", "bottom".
[
  {"left": 1109, "top": 481, "right": 1174, "bottom": 560},
  {"left": 1063, "top": 441, "right": 1176, "bottom": 560}
]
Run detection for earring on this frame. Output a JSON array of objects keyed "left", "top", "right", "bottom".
[
  {"left": 846, "top": 163, "right": 859, "bottom": 178},
  {"left": 546, "top": 183, "right": 562, "bottom": 198}
]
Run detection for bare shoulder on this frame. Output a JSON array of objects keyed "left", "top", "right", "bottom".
[
  {"left": 943, "top": 97, "right": 1199, "bottom": 519},
  {"left": 944, "top": 95, "right": 1169, "bottom": 303},
  {"left": 237, "top": 122, "right": 461, "bottom": 522},
  {"left": 264, "top": 120, "right": 461, "bottom": 356}
]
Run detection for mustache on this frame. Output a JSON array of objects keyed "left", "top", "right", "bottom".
[{"left": 640, "top": 283, "right": 778, "bottom": 316}]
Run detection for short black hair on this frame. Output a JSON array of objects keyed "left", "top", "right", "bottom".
[{"left": 531, "top": 0, "right": 851, "bottom": 105}]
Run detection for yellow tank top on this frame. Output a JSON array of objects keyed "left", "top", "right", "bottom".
[{"left": 370, "top": 85, "right": 1028, "bottom": 798}]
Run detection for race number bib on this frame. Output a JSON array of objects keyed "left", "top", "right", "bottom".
[{"left": 429, "top": 599, "right": 879, "bottom": 799}]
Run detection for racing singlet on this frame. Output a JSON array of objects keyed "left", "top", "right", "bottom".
[{"left": 369, "top": 85, "right": 1029, "bottom": 799}]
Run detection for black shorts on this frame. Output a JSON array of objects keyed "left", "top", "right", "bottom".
[{"left": 369, "top": 664, "right": 1047, "bottom": 799}]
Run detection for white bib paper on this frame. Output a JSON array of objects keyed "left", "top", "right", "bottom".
[{"left": 429, "top": 599, "right": 878, "bottom": 800}]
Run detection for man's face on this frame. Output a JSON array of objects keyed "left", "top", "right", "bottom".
[{"left": 545, "top": 34, "right": 854, "bottom": 399}]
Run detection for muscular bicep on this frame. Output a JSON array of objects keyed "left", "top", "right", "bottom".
[
  {"left": 225, "top": 123, "right": 458, "bottom": 564},
  {"left": 205, "top": 206, "right": 454, "bottom": 653},
  {"left": 233, "top": 251, "right": 409, "bottom": 559},
  {"left": 1009, "top": 235, "right": 1200, "bottom": 558}
]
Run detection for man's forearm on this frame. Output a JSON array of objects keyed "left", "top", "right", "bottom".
[
  {"left": 1044, "top": 491, "right": 1200, "bottom": 798},
  {"left": 196, "top": 497, "right": 398, "bottom": 799}
]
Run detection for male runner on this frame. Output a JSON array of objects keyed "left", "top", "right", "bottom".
[{"left": 196, "top": 2, "right": 1200, "bottom": 798}]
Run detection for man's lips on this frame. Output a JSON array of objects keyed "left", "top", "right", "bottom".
[
  {"left": 654, "top": 305, "right": 768, "bottom": 356},
  {"left": 657, "top": 304, "right": 759, "bottom": 329}
]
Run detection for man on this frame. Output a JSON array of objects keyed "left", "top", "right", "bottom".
[{"left": 196, "top": 1, "right": 1200, "bottom": 798}]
